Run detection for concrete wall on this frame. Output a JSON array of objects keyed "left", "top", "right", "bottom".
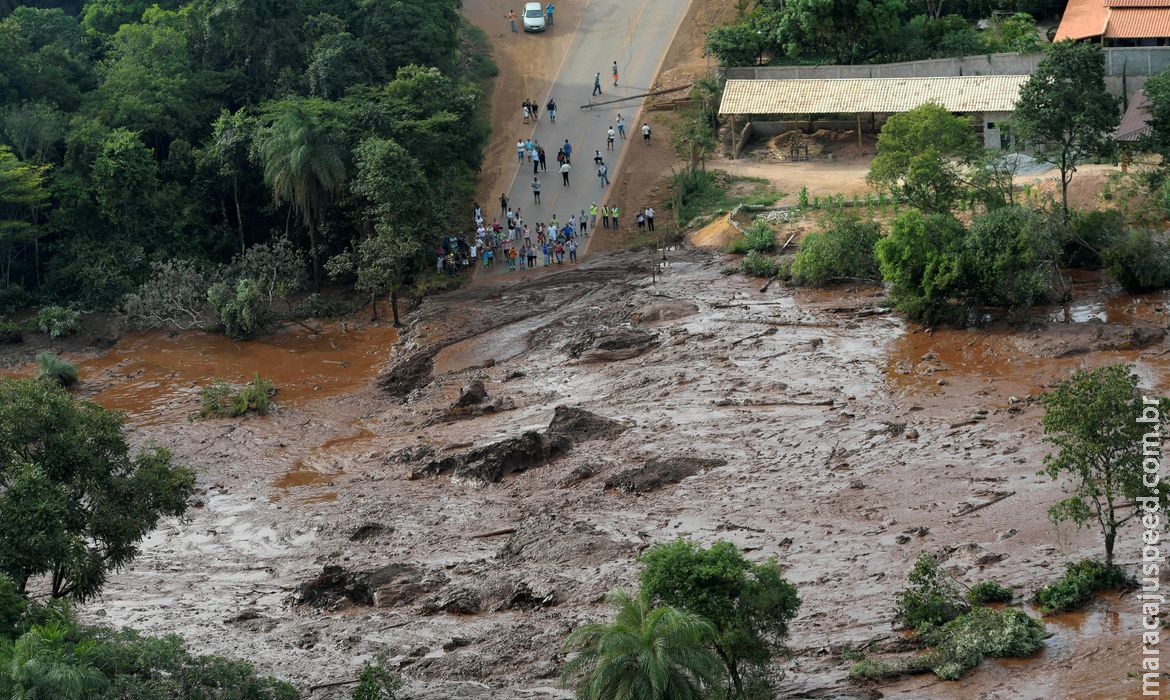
[{"left": 722, "top": 47, "right": 1170, "bottom": 98}]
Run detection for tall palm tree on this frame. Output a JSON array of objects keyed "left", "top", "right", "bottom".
[
  {"left": 258, "top": 105, "right": 346, "bottom": 289},
  {"left": 0, "top": 621, "right": 108, "bottom": 699},
  {"left": 561, "top": 589, "right": 724, "bottom": 700}
]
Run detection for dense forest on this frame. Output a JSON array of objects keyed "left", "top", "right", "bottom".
[{"left": 0, "top": 0, "right": 492, "bottom": 320}]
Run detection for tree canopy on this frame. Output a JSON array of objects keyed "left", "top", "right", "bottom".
[{"left": 0, "top": 378, "right": 195, "bottom": 601}]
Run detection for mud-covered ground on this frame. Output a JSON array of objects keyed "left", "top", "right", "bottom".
[{"left": 55, "top": 247, "right": 1167, "bottom": 699}]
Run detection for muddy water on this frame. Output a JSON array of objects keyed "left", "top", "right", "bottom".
[
  {"left": 270, "top": 426, "right": 375, "bottom": 503},
  {"left": 75, "top": 323, "right": 397, "bottom": 426}
]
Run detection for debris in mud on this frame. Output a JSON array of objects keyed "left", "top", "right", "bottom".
[
  {"left": 500, "top": 514, "right": 636, "bottom": 566},
  {"left": 377, "top": 345, "right": 439, "bottom": 397},
  {"left": 559, "top": 464, "right": 599, "bottom": 487},
  {"left": 568, "top": 328, "right": 660, "bottom": 362},
  {"left": 943, "top": 543, "right": 1008, "bottom": 568},
  {"left": 435, "top": 380, "right": 516, "bottom": 423},
  {"left": 408, "top": 406, "right": 630, "bottom": 483},
  {"left": 350, "top": 523, "right": 390, "bottom": 541},
  {"left": 484, "top": 580, "right": 558, "bottom": 611},
  {"left": 456, "top": 380, "right": 488, "bottom": 407},
  {"left": 421, "top": 586, "right": 482, "bottom": 615},
  {"left": 1014, "top": 321, "right": 1166, "bottom": 357},
  {"left": 605, "top": 457, "right": 726, "bottom": 494},
  {"left": 293, "top": 563, "right": 441, "bottom": 609},
  {"left": 632, "top": 300, "right": 699, "bottom": 324}
]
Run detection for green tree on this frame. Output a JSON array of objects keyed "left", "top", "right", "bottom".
[
  {"left": 996, "top": 12, "right": 1039, "bottom": 53},
  {"left": 963, "top": 205, "right": 1054, "bottom": 309},
  {"left": 868, "top": 103, "right": 982, "bottom": 213},
  {"left": 1140, "top": 67, "right": 1170, "bottom": 164},
  {"left": 0, "top": 378, "right": 195, "bottom": 601},
  {"left": 561, "top": 589, "right": 724, "bottom": 700},
  {"left": 775, "top": 0, "right": 905, "bottom": 64},
  {"left": 707, "top": 20, "right": 767, "bottom": 67},
  {"left": 0, "top": 100, "right": 65, "bottom": 163},
  {"left": 0, "top": 8, "right": 93, "bottom": 110},
  {"left": 90, "top": 128, "right": 158, "bottom": 240},
  {"left": 0, "top": 620, "right": 109, "bottom": 699},
  {"left": 1041, "top": 364, "right": 1170, "bottom": 567},
  {"left": 791, "top": 214, "right": 881, "bottom": 285},
  {"left": 1013, "top": 42, "right": 1118, "bottom": 220},
  {"left": 639, "top": 539, "right": 800, "bottom": 698},
  {"left": 0, "top": 146, "right": 49, "bottom": 287},
  {"left": 875, "top": 209, "right": 968, "bottom": 323},
  {"left": 203, "top": 109, "right": 257, "bottom": 253},
  {"left": 1102, "top": 229, "right": 1170, "bottom": 292},
  {"left": 257, "top": 101, "right": 346, "bottom": 288}
]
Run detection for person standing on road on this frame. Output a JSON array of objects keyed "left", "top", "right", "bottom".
[
  {"left": 538, "top": 146, "right": 547, "bottom": 172},
  {"left": 593, "top": 72, "right": 602, "bottom": 96},
  {"left": 646, "top": 206, "right": 655, "bottom": 231},
  {"left": 516, "top": 140, "right": 524, "bottom": 163},
  {"left": 507, "top": 9, "right": 517, "bottom": 32},
  {"left": 530, "top": 100, "right": 539, "bottom": 121},
  {"left": 562, "top": 139, "right": 572, "bottom": 163},
  {"left": 580, "top": 208, "right": 589, "bottom": 236},
  {"left": 532, "top": 177, "right": 541, "bottom": 204},
  {"left": 617, "top": 114, "right": 626, "bottom": 139},
  {"left": 593, "top": 149, "right": 603, "bottom": 166},
  {"left": 612, "top": 61, "right": 619, "bottom": 86},
  {"left": 533, "top": 150, "right": 540, "bottom": 175},
  {"left": 569, "top": 238, "right": 578, "bottom": 263},
  {"left": 601, "top": 204, "right": 610, "bottom": 228},
  {"left": 590, "top": 202, "right": 598, "bottom": 228},
  {"left": 636, "top": 209, "right": 645, "bottom": 230},
  {"left": 546, "top": 98, "right": 557, "bottom": 122},
  {"left": 607, "top": 126, "right": 615, "bottom": 151},
  {"left": 642, "top": 122, "right": 651, "bottom": 143},
  {"left": 546, "top": 2, "right": 554, "bottom": 26},
  {"left": 560, "top": 161, "right": 571, "bottom": 186},
  {"left": 500, "top": 193, "right": 509, "bottom": 217},
  {"left": 612, "top": 204, "right": 620, "bottom": 228},
  {"left": 598, "top": 161, "right": 609, "bottom": 187}
]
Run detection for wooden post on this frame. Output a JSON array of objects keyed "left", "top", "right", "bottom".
[
  {"left": 856, "top": 113, "right": 862, "bottom": 150},
  {"left": 730, "top": 114, "right": 738, "bottom": 159}
]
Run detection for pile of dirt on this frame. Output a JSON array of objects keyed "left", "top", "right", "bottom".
[
  {"left": 568, "top": 328, "right": 659, "bottom": 362},
  {"left": 605, "top": 456, "right": 726, "bottom": 494},
  {"left": 1012, "top": 320, "right": 1166, "bottom": 357},
  {"left": 377, "top": 345, "right": 440, "bottom": 397},
  {"left": 435, "top": 380, "right": 516, "bottom": 423},
  {"left": 408, "top": 406, "right": 630, "bottom": 483},
  {"left": 499, "top": 514, "right": 637, "bottom": 567}
]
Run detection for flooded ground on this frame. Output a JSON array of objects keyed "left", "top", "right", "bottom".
[{"left": 60, "top": 248, "right": 1166, "bottom": 699}]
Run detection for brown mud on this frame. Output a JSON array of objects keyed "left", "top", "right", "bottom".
[{"left": 64, "top": 244, "right": 1168, "bottom": 699}]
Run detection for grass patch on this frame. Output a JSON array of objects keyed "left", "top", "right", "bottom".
[
  {"left": 35, "top": 351, "right": 78, "bottom": 387},
  {"left": 669, "top": 169, "right": 781, "bottom": 228},
  {"left": 849, "top": 607, "right": 1045, "bottom": 682},
  {"left": 409, "top": 271, "right": 466, "bottom": 298},
  {"left": 1032, "top": 559, "right": 1130, "bottom": 615},
  {"left": 197, "top": 374, "right": 275, "bottom": 418},
  {"left": 966, "top": 581, "right": 1013, "bottom": 605}
]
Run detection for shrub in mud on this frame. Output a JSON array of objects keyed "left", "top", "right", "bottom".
[
  {"left": 849, "top": 607, "right": 1045, "bottom": 682},
  {"left": 1032, "top": 559, "right": 1130, "bottom": 615},
  {"left": 30, "top": 305, "right": 80, "bottom": 338},
  {"left": 895, "top": 552, "right": 968, "bottom": 631},
  {"left": 197, "top": 374, "right": 275, "bottom": 418},
  {"left": 791, "top": 214, "right": 882, "bottom": 286},
  {"left": 727, "top": 220, "right": 776, "bottom": 254},
  {"left": 0, "top": 320, "right": 21, "bottom": 344},
  {"left": 966, "top": 580, "right": 1013, "bottom": 605},
  {"left": 1101, "top": 229, "right": 1170, "bottom": 292},
  {"left": 739, "top": 251, "right": 779, "bottom": 278},
  {"left": 35, "top": 351, "right": 78, "bottom": 387}
]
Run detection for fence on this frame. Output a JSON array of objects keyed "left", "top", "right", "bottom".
[{"left": 721, "top": 47, "right": 1170, "bottom": 97}]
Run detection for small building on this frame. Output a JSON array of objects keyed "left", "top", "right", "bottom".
[
  {"left": 718, "top": 75, "right": 1029, "bottom": 157},
  {"left": 1055, "top": 0, "right": 1170, "bottom": 46}
]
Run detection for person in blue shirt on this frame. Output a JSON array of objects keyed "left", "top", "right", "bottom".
[
  {"left": 546, "top": 2, "right": 554, "bottom": 26},
  {"left": 562, "top": 139, "right": 572, "bottom": 163}
]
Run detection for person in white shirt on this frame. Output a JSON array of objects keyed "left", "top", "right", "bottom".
[
  {"left": 642, "top": 122, "right": 651, "bottom": 143},
  {"left": 560, "top": 161, "right": 571, "bottom": 186}
]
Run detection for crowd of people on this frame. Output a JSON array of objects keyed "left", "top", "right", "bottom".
[{"left": 469, "top": 56, "right": 661, "bottom": 277}]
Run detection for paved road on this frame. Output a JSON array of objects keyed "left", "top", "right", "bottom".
[{"left": 484, "top": 0, "right": 692, "bottom": 269}]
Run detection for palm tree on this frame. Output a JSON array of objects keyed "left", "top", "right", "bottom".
[
  {"left": 258, "top": 104, "right": 346, "bottom": 289},
  {"left": 0, "top": 621, "right": 109, "bottom": 699},
  {"left": 561, "top": 589, "right": 724, "bottom": 700}
]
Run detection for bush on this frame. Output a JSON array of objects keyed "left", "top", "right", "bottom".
[
  {"left": 1102, "top": 229, "right": 1170, "bottom": 292},
  {"left": 352, "top": 658, "right": 403, "bottom": 700},
  {"left": 966, "top": 580, "right": 1014, "bottom": 605},
  {"left": 740, "top": 251, "right": 779, "bottom": 278},
  {"left": 208, "top": 278, "right": 265, "bottom": 340},
  {"left": 895, "top": 552, "right": 968, "bottom": 631},
  {"left": 35, "top": 351, "right": 79, "bottom": 387},
  {"left": 198, "top": 374, "right": 275, "bottom": 418},
  {"left": 123, "top": 259, "right": 211, "bottom": 330},
  {"left": 0, "top": 320, "right": 22, "bottom": 344},
  {"left": 964, "top": 206, "right": 1054, "bottom": 309},
  {"left": 1032, "top": 559, "right": 1130, "bottom": 615},
  {"left": 791, "top": 215, "right": 881, "bottom": 285},
  {"left": 876, "top": 210, "right": 968, "bottom": 325},
  {"left": 743, "top": 220, "right": 776, "bottom": 252},
  {"left": 850, "top": 607, "right": 1045, "bottom": 682},
  {"left": 31, "top": 306, "right": 81, "bottom": 338},
  {"left": 0, "top": 282, "right": 27, "bottom": 316},
  {"left": 1063, "top": 209, "right": 1123, "bottom": 269}
]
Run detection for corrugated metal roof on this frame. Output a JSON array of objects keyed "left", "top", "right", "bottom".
[
  {"left": 1115, "top": 89, "right": 1152, "bottom": 141},
  {"left": 717, "top": 76, "right": 1029, "bottom": 116},
  {"left": 1055, "top": 0, "right": 1109, "bottom": 39},
  {"left": 1104, "top": 0, "right": 1170, "bottom": 8},
  {"left": 1104, "top": 7, "right": 1170, "bottom": 36}
]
